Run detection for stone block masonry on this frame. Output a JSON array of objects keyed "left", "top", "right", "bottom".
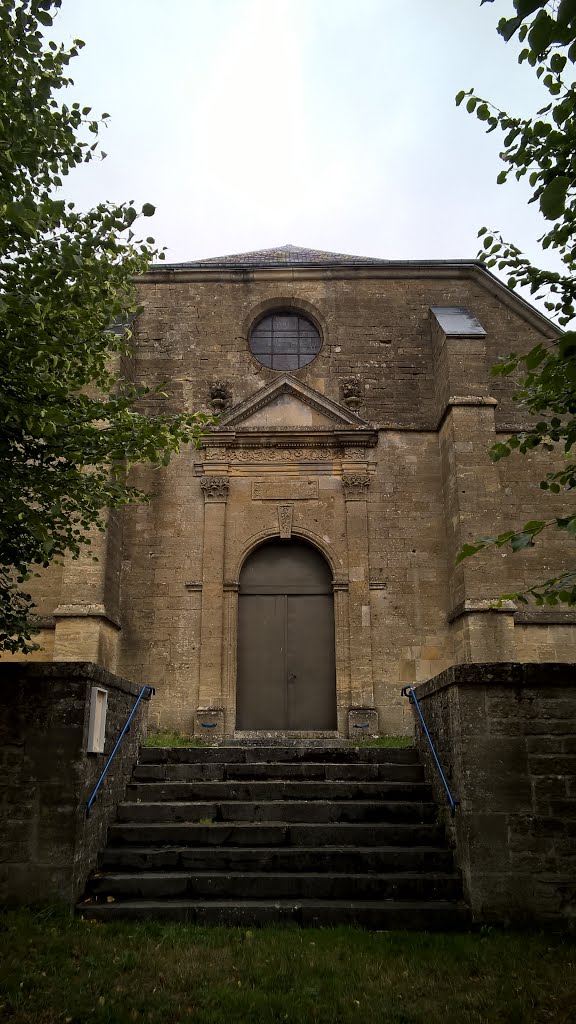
[
  {"left": 5, "top": 250, "right": 576, "bottom": 739},
  {"left": 0, "top": 662, "right": 151, "bottom": 906},
  {"left": 411, "top": 663, "right": 576, "bottom": 929}
]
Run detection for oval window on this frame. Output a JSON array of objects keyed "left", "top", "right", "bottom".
[{"left": 249, "top": 312, "right": 321, "bottom": 370}]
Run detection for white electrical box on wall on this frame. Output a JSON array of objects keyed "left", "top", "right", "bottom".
[{"left": 87, "top": 686, "right": 108, "bottom": 754}]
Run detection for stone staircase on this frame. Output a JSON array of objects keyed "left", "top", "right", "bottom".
[{"left": 78, "top": 744, "right": 469, "bottom": 929}]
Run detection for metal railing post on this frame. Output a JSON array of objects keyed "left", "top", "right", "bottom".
[
  {"left": 85, "top": 684, "right": 154, "bottom": 817},
  {"left": 401, "top": 685, "right": 458, "bottom": 817}
]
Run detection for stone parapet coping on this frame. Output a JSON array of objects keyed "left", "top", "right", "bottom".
[
  {"left": 447, "top": 599, "right": 516, "bottom": 623},
  {"left": 412, "top": 662, "right": 576, "bottom": 700},
  {"left": 515, "top": 607, "right": 576, "bottom": 624},
  {"left": 0, "top": 660, "right": 150, "bottom": 699},
  {"left": 54, "top": 603, "right": 121, "bottom": 630}
]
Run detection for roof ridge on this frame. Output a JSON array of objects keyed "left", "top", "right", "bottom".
[{"left": 157, "top": 244, "right": 390, "bottom": 269}]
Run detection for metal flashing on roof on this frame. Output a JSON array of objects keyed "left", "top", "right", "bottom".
[{"left": 430, "top": 306, "right": 487, "bottom": 337}]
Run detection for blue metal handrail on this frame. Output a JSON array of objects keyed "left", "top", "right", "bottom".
[
  {"left": 401, "top": 685, "right": 458, "bottom": 817},
  {"left": 85, "top": 684, "right": 154, "bottom": 817}
]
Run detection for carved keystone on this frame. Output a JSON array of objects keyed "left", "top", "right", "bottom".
[{"left": 277, "top": 504, "right": 293, "bottom": 539}]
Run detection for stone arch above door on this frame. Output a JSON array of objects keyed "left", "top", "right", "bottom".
[{"left": 234, "top": 527, "right": 345, "bottom": 587}]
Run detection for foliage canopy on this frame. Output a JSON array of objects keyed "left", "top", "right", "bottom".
[
  {"left": 0, "top": 0, "right": 210, "bottom": 652},
  {"left": 456, "top": 0, "right": 576, "bottom": 606}
]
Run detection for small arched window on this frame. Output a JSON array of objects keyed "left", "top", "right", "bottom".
[{"left": 249, "top": 311, "right": 321, "bottom": 370}]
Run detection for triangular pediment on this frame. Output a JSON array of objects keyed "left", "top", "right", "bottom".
[{"left": 217, "top": 375, "right": 366, "bottom": 430}]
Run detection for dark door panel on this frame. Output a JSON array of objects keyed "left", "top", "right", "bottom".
[
  {"left": 236, "top": 594, "right": 286, "bottom": 729},
  {"left": 287, "top": 595, "right": 337, "bottom": 729},
  {"left": 236, "top": 540, "right": 336, "bottom": 731}
]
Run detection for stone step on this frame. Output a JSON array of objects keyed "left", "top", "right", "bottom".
[
  {"left": 81, "top": 743, "right": 466, "bottom": 930},
  {"left": 107, "top": 821, "right": 444, "bottom": 848},
  {"left": 138, "top": 746, "right": 419, "bottom": 765},
  {"left": 125, "top": 780, "right": 432, "bottom": 802},
  {"left": 77, "top": 898, "right": 470, "bottom": 930},
  {"left": 86, "top": 870, "right": 463, "bottom": 902},
  {"left": 116, "top": 800, "right": 437, "bottom": 825},
  {"left": 133, "top": 761, "right": 424, "bottom": 783},
  {"left": 99, "top": 844, "right": 456, "bottom": 874}
]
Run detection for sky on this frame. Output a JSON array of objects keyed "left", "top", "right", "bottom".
[{"left": 51, "top": 0, "right": 555, "bottom": 270}]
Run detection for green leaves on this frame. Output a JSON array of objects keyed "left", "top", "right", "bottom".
[
  {"left": 497, "top": 1, "right": 576, "bottom": 61},
  {"left": 0, "top": 0, "right": 209, "bottom": 651},
  {"left": 4, "top": 200, "right": 41, "bottom": 236},
  {"left": 455, "top": 2, "right": 576, "bottom": 607},
  {"left": 539, "top": 176, "right": 571, "bottom": 219}
]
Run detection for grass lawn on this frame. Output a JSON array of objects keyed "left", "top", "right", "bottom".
[
  {"left": 144, "top": 731, "right": 207, "bottom": 747},
  {"left": 0, "top": 909, "right": 574, "bottom": 1024},
  {"left": 143, "top": 733, "right": 415, "bottom": 748}
]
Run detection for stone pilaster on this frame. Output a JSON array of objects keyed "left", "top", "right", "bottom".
[
  {"left": 195, "top": 476, "right": 229, "bottom": 734},
  {"left": 52, "top": 511, "right": 121, "bottom": 672},
  {"left": 439, "top": 400, "right": 516, "bottom": 662},
  {"left": 342, "top": 473, "right": 375, "bottom": 709}
]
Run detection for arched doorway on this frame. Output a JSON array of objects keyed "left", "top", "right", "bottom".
[{"left": 236, "top": 539, "right": 337, "bottom": 730}]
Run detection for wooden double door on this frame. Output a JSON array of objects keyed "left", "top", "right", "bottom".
[{"left": 236, "top": 540, "right": 337, "bottom": 730}]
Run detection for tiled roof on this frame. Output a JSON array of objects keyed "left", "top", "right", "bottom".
[{"left": 160, "top": 244, "right": 390, "bottom": 270}]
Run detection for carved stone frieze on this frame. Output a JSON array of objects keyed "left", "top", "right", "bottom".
[
  {"left": 342, "top": 473, "right": 371, "bottom": 500},
  {"left": 277, "top": 504, "right": 293, "bottom": 539},
  {"left": 206, "top": 447, "right": 370, "bottom": 463},
  {"left": 200, "top": 475, "right": 230, "bottom": 502}
]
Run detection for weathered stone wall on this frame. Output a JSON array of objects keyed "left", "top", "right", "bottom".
[
  {"left": 411, "top": 663, "right": 576, "bottom": 928},
  {"left": 133, "top": 269, "right": 546, "bottom": 429},
  {"left": 0, "top": 662, "right": 150, "bottom": 905},
  {"left": 4, "top": 263, "right": 576, "bottom": 736}
]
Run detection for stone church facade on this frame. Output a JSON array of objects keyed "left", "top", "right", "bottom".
[{"left": 11, "top": 245, "right": 576, "bottom": 739}]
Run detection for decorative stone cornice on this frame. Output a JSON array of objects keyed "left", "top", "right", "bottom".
[
  {"left": 199, "top": 432, "right": 378, "bottom": 454},
  {"left": 342, "top": 473, "right": 371, "bottom": 500},
  {"left": 200, "top": 475, "right": 230, "bottom": 502}
]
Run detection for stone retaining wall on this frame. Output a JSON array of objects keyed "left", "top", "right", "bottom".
[
  {"left": 411, "top": 663, "right": 576, "bottom": 928},
  {"left": 0, "top": 662, "right": 151, "bottom": 905}
]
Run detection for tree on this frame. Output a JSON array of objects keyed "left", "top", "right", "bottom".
[
  {"left": 455, "top": 0, "right": 576, "bottom": 607},
  {"left": 0, "top": 0, "right": 210, "bottom": 653}
]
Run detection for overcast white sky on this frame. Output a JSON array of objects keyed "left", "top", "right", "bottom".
[{"left": 52, "top": 0, "right": 553, "bottom": 270}]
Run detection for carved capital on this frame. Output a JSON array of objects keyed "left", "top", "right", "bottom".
[
  {"left": 200, "top": 475, "right": 230, "bottom": 502},
  {"left": 342, "top": 473, "right": 370, "bottom": 500}
]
